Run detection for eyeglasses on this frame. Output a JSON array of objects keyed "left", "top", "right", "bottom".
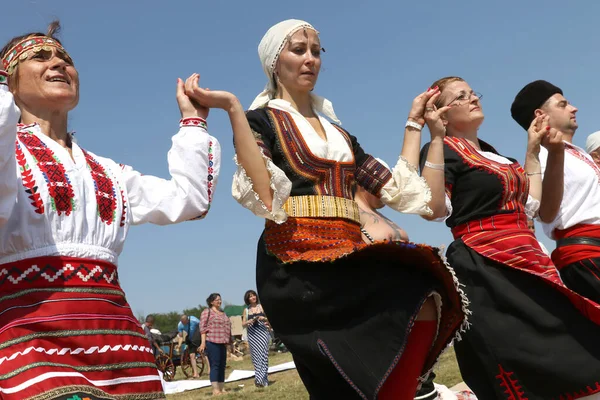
[{"left": 446, "top": 91, "right": 483, "bottom": 107}]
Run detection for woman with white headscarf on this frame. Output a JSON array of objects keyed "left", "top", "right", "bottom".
[{"left": 185, "top": 20, "right": 468, "bottom": 400}]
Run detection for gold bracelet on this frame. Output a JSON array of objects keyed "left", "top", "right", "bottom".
[{"left": 526, "top": 172, "right": 542, "bottom": 176}]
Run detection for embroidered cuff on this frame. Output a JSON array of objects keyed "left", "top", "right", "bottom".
[{"left": 179, "top": 117, "right": 208, "bottom": 130}]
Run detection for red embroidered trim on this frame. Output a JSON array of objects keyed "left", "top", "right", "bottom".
[
  {"left": 496, "top": 364, "right": 528, "bottom": 400},
  {"left": 556, "top": 381, "right": 600, "bottom": 399},
  {"left": 15, "top": 141, "right": 44, "bottom": 214},
  {"left": 0, "top": 256, "right": 120, "bottom": 291},
  {"left": 189, "top": 140, "right": 214, "bottom": 220},
  {"left": 82, "top": 149, "right": 117, "bottom": 225},
  {"left": 180, "top": 117, "right": 208, "bottom": 129},
  {"left": 444, "top": 137, "right": 528, "bottom": 214},
  {"left": 207, "top": 140, "right": 214, "bottom": 204},
  {"left": 267, "top": 109, "right": 356, "bottom": 200},
  {"left": 119, "top": 189, "right": 127, "bottom": 227},
  {"left": 565, "top": 143, "right": 600, "bottom": 185},
  {"left": 17, "top": 131, "right": 74, "bottom": 215}
]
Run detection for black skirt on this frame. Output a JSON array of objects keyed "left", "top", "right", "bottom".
[
  {"left": 560, "top": 257, "right": 600, "bottom": 304},
  {"left": 256, "top": 233, "right": 467, "bottom": 400},
  {"left": 448, "top": 239, "right": 600, "bottom": 400}
]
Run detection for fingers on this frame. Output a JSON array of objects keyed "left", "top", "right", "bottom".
[
  {"left": 546, "top": 128, "right": 563, "bottom": 143},
  {"left": 176, "top": 78, "right": 185, "bottom": 98},
  {"left": 529, "top": 115, "right": 543, "bottom": 132},
  {"left": 424, "top": 88, "right": 440, "bottom": 107},
  {"left": 436, "top": 104, "right": 453, "bottom": 115},
  {"left": 184, "top": 74, "right": 197, "bottom": 97},
  {"left": 416, "top": 87, "right": 438, "bottom": 102}
]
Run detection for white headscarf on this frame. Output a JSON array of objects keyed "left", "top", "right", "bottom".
[
  {"left": 586, "top": 131, "right": 600, "bottom": 154},
  {"left": 249, "top": 19, "right": 341, "bottom": 124}
]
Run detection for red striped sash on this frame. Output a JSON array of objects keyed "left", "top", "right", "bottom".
[
  {"left": 552, "top": 224, "right": 600, "bottom": 270},
  {"left": 452, "top": 213, "right": 600, "bottom": 322}
]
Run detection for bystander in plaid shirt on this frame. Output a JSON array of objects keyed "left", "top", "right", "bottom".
[{"left": 200, "top": 308, "right": 232, "bottom": 344}]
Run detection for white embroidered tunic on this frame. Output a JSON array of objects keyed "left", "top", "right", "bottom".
[
  {"left": 0, "top": 84, "right": 221, "bottom": 266},
  {"left": 539, "top": 143, "right": 600, "bottom": 239},
  {"left": 232, "top": 99, "right": 432, "bottom": 222}
]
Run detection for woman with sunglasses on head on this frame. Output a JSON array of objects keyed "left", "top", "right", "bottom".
[
  {"left": 185, "top": 19, "right": 468, "bottom": 400},
  {"left": 419, "top": 76, "right": 600, "bottom": 399},
  {"left": 0, "top": 21, "right": 226, "bottom": 400}
]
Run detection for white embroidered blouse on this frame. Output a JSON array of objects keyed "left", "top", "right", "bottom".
[
  {"left": 232, "top": 99, "right": 432, "bottom": 223},
  {"left": 0, "top": 81, "right": 221, "bottom": 266},
  {"left": 539, "top": 143, "right": 600, "bottom": 239}
]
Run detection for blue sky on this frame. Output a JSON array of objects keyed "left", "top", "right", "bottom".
[{"left": 4, "top": 1, "right": 599, "bottom": 315}]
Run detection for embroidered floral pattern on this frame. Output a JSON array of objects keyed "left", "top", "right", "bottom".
[
  {"left": 180, "top": 117, "right": 208, "bottom": 130},
  {"left": 82, "top": 149, "right": 117, "bottom": 225},
  {"left": 15, "top": 141, "right": 44, "bottom": 214},
  {"left": 17, "top": 131, "right": 74, "bottom": 215},
  {"left": 189, "top": 140, "right": 214, "bottom": 220},
  {"left": 119, "top": 189, "right": 127, "bottom": 227}
]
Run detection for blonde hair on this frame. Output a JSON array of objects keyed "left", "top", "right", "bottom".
[{"left": 430, "top": 76, "right": 465, "bottom": 108}]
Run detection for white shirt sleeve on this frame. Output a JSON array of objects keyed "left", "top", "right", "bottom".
[
  {"left": 231, "top": 150, "right": 292, "bottom": 224},
  {"left": 121, "top": 125, "right": 221, "bottom": 225},
  {"left": 0, "top": 75, "right": 21, "bottom": 226},
  {"left": 525, "top": 195, "right": 540, "bottom": 219},
  {"left": 379, "top": 156, "right": 433, "bottom": 216}
]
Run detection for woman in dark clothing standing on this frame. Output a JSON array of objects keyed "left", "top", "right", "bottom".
[
  {"left": 420, "top": 76, "right": 600, "bottom": 399},
  {"left": 184, "top": 19, "right": 469, "bottom": 399}
]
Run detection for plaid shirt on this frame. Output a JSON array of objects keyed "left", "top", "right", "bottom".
[{"left": 200, "top": 308, "right": 231, "bottom": 344}]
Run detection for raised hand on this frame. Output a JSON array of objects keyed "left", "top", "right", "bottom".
[
  {"left": 542, "top": 125, "right": 564, "bottom": 153},
  {"left": 527, "top": 115, "right": 547, "bottom": 154},
  {"left": 423, "top": 88, "right": 452, "bottom": 139},
  {"left": 408, "top": 87, "right": 438, "bottom": 127},
  {"left": 183, "top": 73, "right": 238, "bottom": 112},
  {"left": 527, "top": 115, "right": 564, "bottom": 154},
  {"left": 176, "top": 74, "right": 209, "bottom": 120}
]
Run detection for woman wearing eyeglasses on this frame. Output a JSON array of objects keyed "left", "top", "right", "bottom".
[{"left": 419, "top": 76, "right": 600, "bottom": 399}]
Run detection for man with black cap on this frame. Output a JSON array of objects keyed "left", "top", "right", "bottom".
[{"left": 511, "top": 80, "right": 600, "bottom": 303}]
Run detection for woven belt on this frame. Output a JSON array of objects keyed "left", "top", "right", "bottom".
[
  {"left": 283, "top": 195, "right": 361, "bottom": 224},
  {"left": 556, "top": 237, "right": 600, "bottom": 248}
]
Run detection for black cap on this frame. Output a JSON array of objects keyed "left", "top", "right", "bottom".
[{"left": 510, "top": 80, "right": 563, "bottom": 130}]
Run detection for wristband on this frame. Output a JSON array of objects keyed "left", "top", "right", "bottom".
[
  {"left": 405, "top": 120, "right": 423, "bottom": 131},
  {"left": 424, "top": 161, "right": 445, "bottom": 171}
]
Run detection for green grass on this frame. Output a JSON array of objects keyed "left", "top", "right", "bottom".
[{"left": 166, "top": 348, "right": 463, "bottom": 399}]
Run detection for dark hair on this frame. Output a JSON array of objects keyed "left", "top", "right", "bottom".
[
  {"left": 1, "top": 20, "right": 63, "bottom": 89},
  {"left": 206, "top": 293, "right": 221, "bottom": 308},
  {"left": 244, "top": 290, "right": 259, "bottom": 306},
  {"left": 145, "top": 315, "right": 155, "bottom": 323}
]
